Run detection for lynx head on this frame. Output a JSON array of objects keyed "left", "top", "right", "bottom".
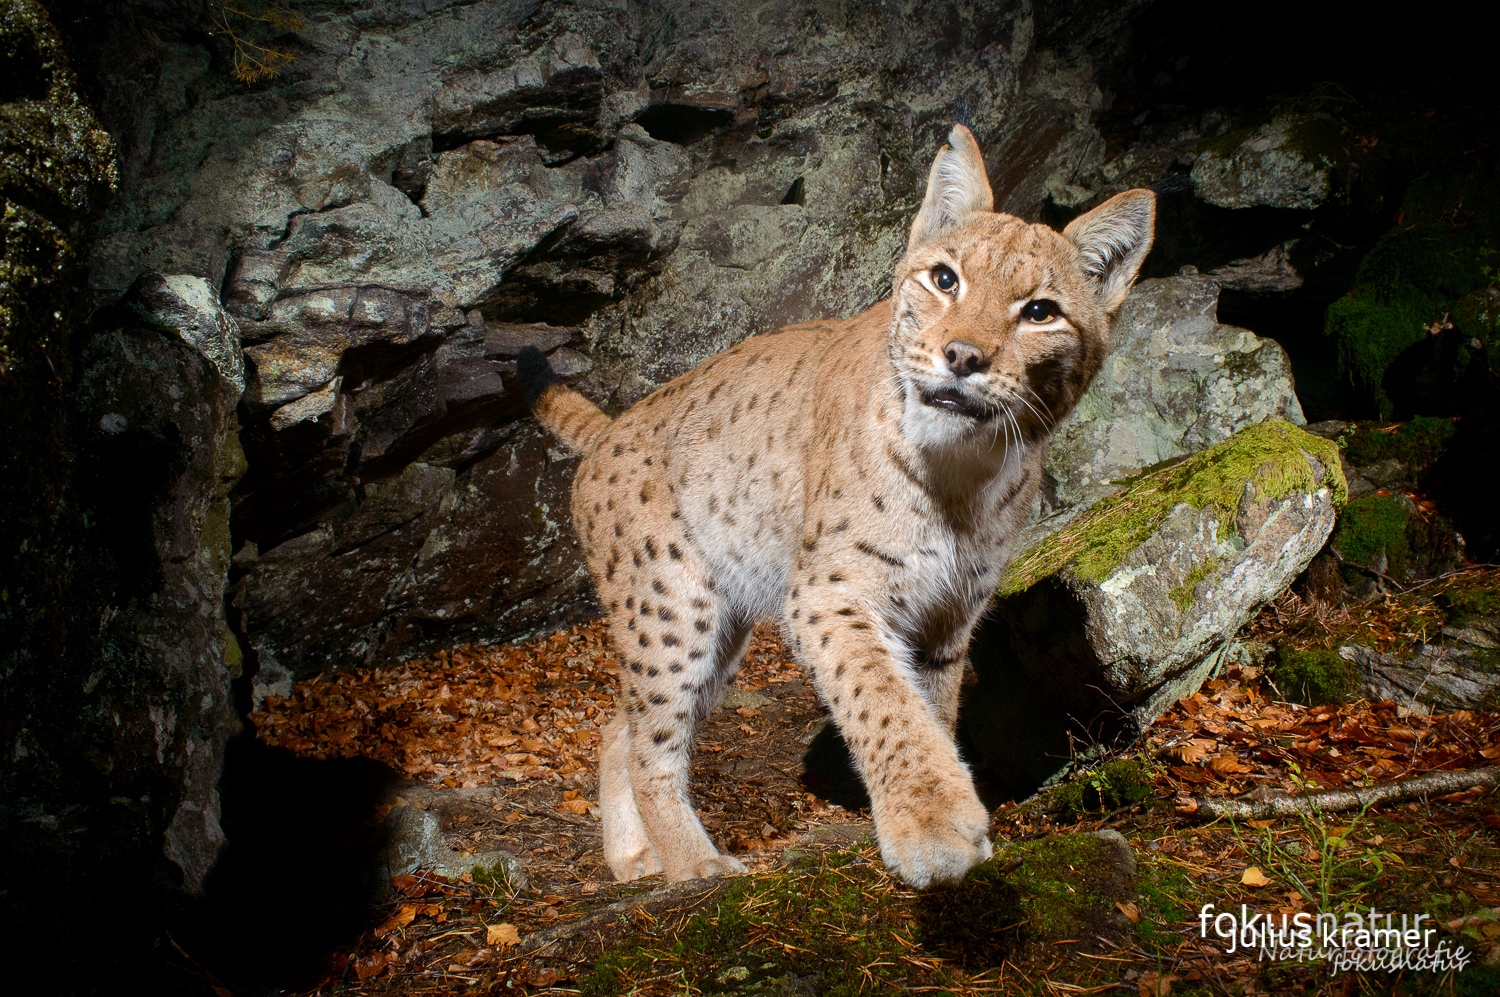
[{"left": 889, "top": 124, "right": 1155, "bottom": 455}]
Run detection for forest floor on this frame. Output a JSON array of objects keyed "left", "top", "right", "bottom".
[{"left": 232, "top": 569, "right": 1500, "bottom": 997}]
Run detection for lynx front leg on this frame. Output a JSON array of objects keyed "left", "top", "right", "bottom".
[
  {"left": 788, "top": 598, "right": 991, "bottom": 887},
  {"left": 912, "top": 608, "right": 988, "bottom": 733}
]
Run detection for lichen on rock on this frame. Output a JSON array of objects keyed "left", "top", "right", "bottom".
[{"left": 1039, "top": 275, "right": 1306, "bottom": 514}]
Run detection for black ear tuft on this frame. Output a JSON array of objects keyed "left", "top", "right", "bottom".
[
  {"left": 1149, "top": 174, "right": 1195, "bottom": 196},
  {"left": 951, "top": 97, "right": 972, "bottom": 129},
  {"left": 516, "top": 346, "right": 561, "bottom": 406}
]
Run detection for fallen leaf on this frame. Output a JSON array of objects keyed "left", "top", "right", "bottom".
[
  {"left": 374, "top": 903, "right": 418, "bottom": 937},
  {"left": 556, "top": 798, "right": 592, "bottom": 815},
  {"left": 1116, "top": 900, "right": 1140, "bottom": 923},
  {"left": 1173, "top": 738, "right": 1217, "bottom": 764},
  {"left": 1209, "top": 753, "right": 1255, "bottom": 774},
  {"left": 1138, "top": 969, "right": 1176, "bottom": 996},
  {"left": 354, "top": 952, "right": 388, "bottom": 980},
  {"left": 487, "top": 922, "right": 521, "bottom": 947},
  {"left": 1247, "top": 819, "right": 1276, "bottom": 830},
  {"left": 1241, "top": 867, "right": 1272, "bottom": 887}
]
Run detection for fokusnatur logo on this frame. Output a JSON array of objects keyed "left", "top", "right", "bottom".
[{"left": 1199, "top": 904, "right": 1472, "bottom": 975}]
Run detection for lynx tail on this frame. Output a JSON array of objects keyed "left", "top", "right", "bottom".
[{"left": 517, "top": 345, "right": 613, "bottom": 454}]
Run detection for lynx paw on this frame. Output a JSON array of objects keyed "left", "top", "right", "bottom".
[
  {"left": 607, "top": 843, "right": 663, "bottom": 882},
  {"left": 876, "top": 794, "right": 992, "bottom": 888},
  {"left": 665, "top": 852, "right": 747, "bottom": 882}
]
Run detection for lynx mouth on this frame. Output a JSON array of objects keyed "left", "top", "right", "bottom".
[{"left": 920, "top": 387, "right": 997, "bottom": 422}]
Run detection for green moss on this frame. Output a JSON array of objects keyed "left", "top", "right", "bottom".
[
  {"left": 580, "top": 852, "right": 928, "bottom": 995},
  {"left": 1324, "top": 166, "right": 1499, "bottom": 417},
  {"left": 1051, "top": 759, "right": 1153, "bottom": 819},
  {"left": 1193, "top": 124, "right": 1255, "bottom": 159},
  {"left": 1132, "top": 855, "right": 1198, "bottom": 951},
  {"left": 1439, "top": 578, "right": 1500, "bottom": 624},
  {"left": 1169, "top": 559, "right": 1218, "bottom": 611},
  {"left": 915, "top": 833, "right": 1116, "bottom": 966},
  {"left": 1272, "top": 646, "right": 1357, "bottom": 706},
  {"left": 1192, "top": 114, "right": 1345, "bottom": 168},
  {"left": 1281, "top": 114, "right": 1348, "bottom": 169},
  {"left": 1325, "top": 296, "right": 1435, "bottom": 420},
  {"left": 1003, "top": 421, "right": 1345, "bottom": 595},
  {"left": 1330, "top": 495, "right": 1412, "bottom": 579},
  {"left": 579, "top": 948, "right": 626, "bottom": 997},
  {"left": 1339, "top": 416, "right": 1454, "bottom": 468}
]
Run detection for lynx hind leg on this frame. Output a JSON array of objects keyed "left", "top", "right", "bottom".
[
  {"left": 600, "top": 712, "right": 661, "bottom": 880},
  {"left": 601, "top": 583, "right": 751, "bottom": 882}
]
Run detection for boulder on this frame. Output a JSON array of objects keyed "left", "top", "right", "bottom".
[
  {"left": 1039, "top": 275, "right": 1305, "bottom": 514},
  {"left": 383, "top": 805, "right": 527, "bottom": 891},
  {"left": 1341, "top": 631, "right": 1500, "bottom": 716},
  {"left": 1190, "top": 114, "right": 1344, "bottom": 210},
  {"left": 965, "top": 421, "right": 1345, "bottom": 794}
]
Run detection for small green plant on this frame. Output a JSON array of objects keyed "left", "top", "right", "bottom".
[
  {"left": 1233, "top": 763, "right": 1394, "bottom": 919},
  {"left": 1271, "top": 646, "right": 1356, "bottom": 706},
  {"left": 1053, "top": 758, "right": 1154, "bottom": 819}
]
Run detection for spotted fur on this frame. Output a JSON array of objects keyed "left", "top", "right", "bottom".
[{"left": 528, "top": 125, "right": 1155, "bottom": 887}]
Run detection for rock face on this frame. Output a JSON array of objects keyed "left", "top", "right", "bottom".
[
  {"left": 965, "top": 422, "right": 1344, "bottom": 794},
  {"left": 0, "top": 0, "right": 242, "bottom": 973},
  {"left": 1039, "top": 275, "right": 1305, "bottom": 513},
  {"left": 68, "top": 278, "right": 246, "bottom": 896},
  {"left": 68, "top": 0, "right": 1160, "bottom": 675}
]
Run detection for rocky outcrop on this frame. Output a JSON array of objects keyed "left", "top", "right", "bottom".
[
  {"left": 68, "top": 0, "right": 1164, "bottom": 674},
  {"left": 1039, "top": 275, "right": 1305, "bottom": 514},
  {"left": 1, "top": 0, "right": 244, "bottom": 978},
  {"left": 966, "top": 422, "right": 1344, "bottom": 794},
  {"left": 1342, "top": 623, "right": 1500, "bottom": 716},
  {"left": 68, "top": 276, "right": 246, "bottom": 895}
]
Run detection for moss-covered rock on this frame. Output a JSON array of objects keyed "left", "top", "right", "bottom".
[
  {"left": 1331, "top": 495, "right": 1413, "bottom": 579},
  {"left": 1190, "top": 113, "right": 1345, "bottom": 210},
  {"left": 1324, "top": 162, "right": 1500, "bottom": 418},
  {"left": 1339, "top": 416, "right": 1454, "bottom": 469},
  {"left": 965, "top": 422, "right": 1343, "bottom": 796},
  {"left": 1272, "top": 646, "right": 1357, "bottom": 706}
]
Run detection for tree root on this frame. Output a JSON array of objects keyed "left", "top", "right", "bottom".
[{"left": 1183, "top": 766, "right": 1500, "bottom": 820}]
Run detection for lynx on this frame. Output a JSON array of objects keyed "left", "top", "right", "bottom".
[{"left": 518, "top": 125, "right": 1155, "bottom": 887}]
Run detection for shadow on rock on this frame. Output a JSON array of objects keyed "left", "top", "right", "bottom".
[{"left": 173, "top": 736, "right": 405, "bottom": 990}]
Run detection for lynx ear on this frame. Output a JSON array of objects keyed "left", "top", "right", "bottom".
[
  {"left": 1062, "top": 188, "right": 1156, "bottom": 315},
  {"left": 907, "top": 124, "right": 995, "bottom": 251}
]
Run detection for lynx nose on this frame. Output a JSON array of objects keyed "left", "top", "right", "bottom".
[{"left": 944, "top": 340, "right": 987, "bottom": 378}]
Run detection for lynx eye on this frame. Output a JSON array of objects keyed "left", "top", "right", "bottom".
[
  {"left": 1022, "top": 299, "right": 1059, "bottom": 323},
  {"left": 931, "top": 265, "right": 958, "bottom": 293}
]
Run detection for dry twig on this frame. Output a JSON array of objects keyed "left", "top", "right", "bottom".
[{"left": 1184, "top": 765, "right": 1500, "bottom": 820}]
